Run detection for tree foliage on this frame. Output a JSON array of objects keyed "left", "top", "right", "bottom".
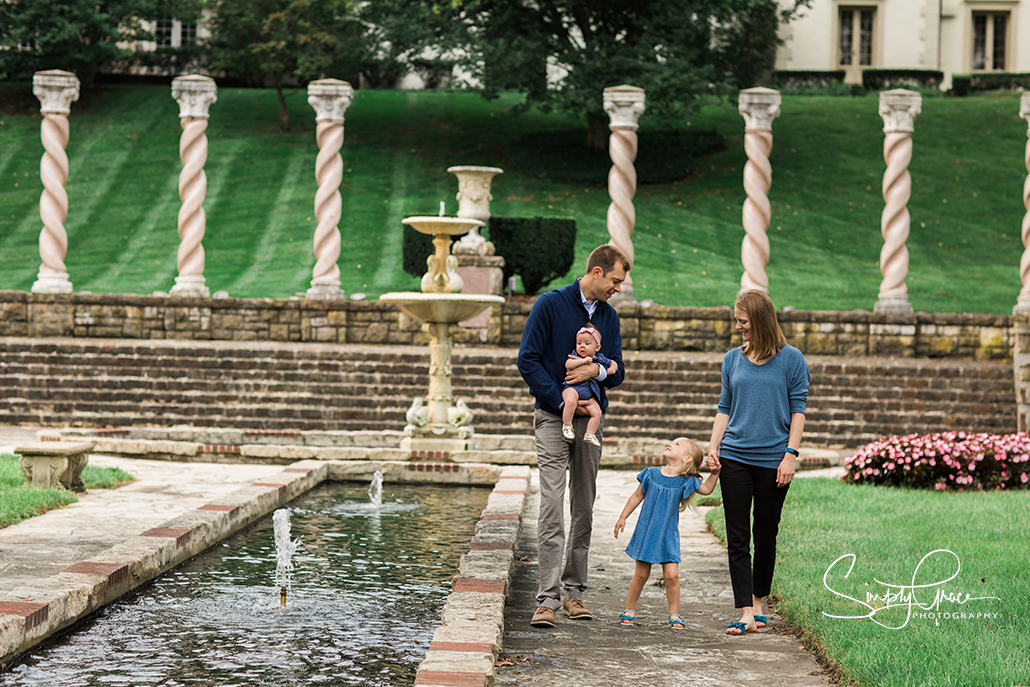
[
  {"left": 363, "top": 0, "right": 810, "bottom": 145},
  {"left": 205, "top": 0, "right": 361, "bottom": 131},
  {"left": 0, "top": 0, "right": 170, "bottom": 88}
]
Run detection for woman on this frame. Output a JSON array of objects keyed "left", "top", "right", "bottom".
[{"left": 707, "top": 290, "right": 810, "bottom": 636}]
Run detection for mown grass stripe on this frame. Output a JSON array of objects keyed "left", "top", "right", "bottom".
[{"left": 225, "top": 150, "right": 307, "bottom": 295}]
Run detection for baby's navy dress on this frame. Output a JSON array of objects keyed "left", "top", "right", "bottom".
[
  {"left": 564, "top": 351, "right": 613, "bottom": 401},
  {"left": 625, "top": 467, "right": 702, "bottom": 564}
]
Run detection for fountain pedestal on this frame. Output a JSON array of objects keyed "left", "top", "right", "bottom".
[{"left": 380, "top": 217, "right": 504, "bottom": 453}]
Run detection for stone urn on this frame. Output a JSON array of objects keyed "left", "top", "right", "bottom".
[{"left": 447, "top": 166, "right": 502, "bottom": 256}]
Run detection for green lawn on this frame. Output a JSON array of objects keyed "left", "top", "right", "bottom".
[
  {"left": 706, "top": 478, "right": 1029, "bottom": 687},
  {"left": 0, "top": 453, "right": 135, "bottom": 528},
  {"left": 1, "top": 85, "right": 1027, "bottom": 313}
]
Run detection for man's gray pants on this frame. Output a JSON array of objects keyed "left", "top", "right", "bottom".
[{"left": 534, "top": 408, "right": 603, "bottom": 610}]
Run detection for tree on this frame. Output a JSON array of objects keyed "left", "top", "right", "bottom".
[
  {"left": 352, "top": 2, "right": 458, "bottom": 88},
  {"left": 369, "top": 0, "right": 810, "bottom": 148},
  {"left": 0, "top": 0, "right": 168, "bottom": 89},
  {"left": 205, "top": 0, "right": 361, "bottom": 132}
]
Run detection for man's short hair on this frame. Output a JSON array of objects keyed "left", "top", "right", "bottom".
[{"left": 586, "top": 245, "right": 631, "bottom": 275}]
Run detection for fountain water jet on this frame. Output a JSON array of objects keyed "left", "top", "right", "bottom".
[
  {"left": 380, "top": 216, "right": 504, "bottom": 453},
  {"left": 273, "top": 508, "right": 301, "bottom": 606},
  {"left": 368, "top": 470, "right": 384, "bottom": 509}
]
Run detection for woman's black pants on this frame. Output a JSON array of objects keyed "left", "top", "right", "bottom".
[{"left": 720, "top": 457, "right": 790, "bottom": 609}]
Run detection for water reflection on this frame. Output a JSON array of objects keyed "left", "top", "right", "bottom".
[{"left": 2, "top": 481, "right": 489, "bottom": 686}]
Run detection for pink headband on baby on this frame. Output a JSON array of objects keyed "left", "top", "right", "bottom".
[{"left": 578, "top": 327, "right": 601, "bottom": 346}]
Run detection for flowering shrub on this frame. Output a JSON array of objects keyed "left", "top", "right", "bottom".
[{"left": 842, "top": 432, "right": 1030, "bottom": 492}]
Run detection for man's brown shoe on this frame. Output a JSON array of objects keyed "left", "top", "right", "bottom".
[
  {"left": 530, "top": 606, "right": 556, "bottom": 627},
  {"left": 562, "top": 598, "right": 593, "bottom": 620}
]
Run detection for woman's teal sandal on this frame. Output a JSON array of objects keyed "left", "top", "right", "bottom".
[
  {"left": 619, "top": 609, "right": 636, "bottom": 626},
  {"left": 668, "top": 613, "right": 685, "bottom": 629}
]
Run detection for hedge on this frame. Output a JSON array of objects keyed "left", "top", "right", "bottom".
[
  {"left": 951, "top": 72, "right": 1030, "bottom": 96},
  {"left": 771, "top": 70, "right": 846, "bottom": 89},
  {"left": 861, "top": 69, "right": 944, "bottom": 90},
  {"left": 488, "top": 216, "right": 577, "bottom": 295}
]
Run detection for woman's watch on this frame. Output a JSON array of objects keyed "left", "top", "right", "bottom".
[{"left": 784, "top": 448, "right": 799, "bottom": 457}]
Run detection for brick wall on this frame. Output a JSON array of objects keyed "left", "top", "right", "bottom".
[{"left": 0, "top": 290, "right": 1013, "bottom": 360}]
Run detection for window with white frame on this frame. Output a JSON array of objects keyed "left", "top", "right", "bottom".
[{"left": 972, "top": 11, "right": 1008, "bottom": 71}]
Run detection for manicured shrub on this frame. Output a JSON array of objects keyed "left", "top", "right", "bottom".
[
  {"left": 771, "top": 70, "right": 846, "bottom": 90},
  {"left": 969, "top": 72, "right": 1030, "bottom": 91},
  {"left": 842, "top": 431, "right": 1030, "bottom": 491},
  {"left": 951, "top": 74, "right": 972, "bottom": 97},
  {"left": 488, "top": 216, "right": 576, "bottom": 294},
  {"left": 861, "top": 69, "right": 944, "bottom": 91}
]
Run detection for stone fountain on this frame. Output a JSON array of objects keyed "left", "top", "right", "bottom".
[{"left": 380, "top": 216, "right": 505, "bottom": 452}]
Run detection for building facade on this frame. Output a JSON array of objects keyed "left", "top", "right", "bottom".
[{"left": 776, "top": 0, "right": 1029, "bottom": 88}]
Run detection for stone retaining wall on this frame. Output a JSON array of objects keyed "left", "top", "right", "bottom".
[{"left": 0, "top": 290, "right": 1013, "bottom": 360}]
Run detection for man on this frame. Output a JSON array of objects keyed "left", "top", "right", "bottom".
[{"left": 516, "top": 244, "right": 630, "bottom": 628}]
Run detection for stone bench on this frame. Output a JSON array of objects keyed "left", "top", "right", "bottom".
[{"left": 15, "top": 441, "right": 94, "bottom": 492}]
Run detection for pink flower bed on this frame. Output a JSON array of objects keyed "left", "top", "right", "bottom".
[{"left": 843, "top": 431, "right": 1030, "bottom": 491}]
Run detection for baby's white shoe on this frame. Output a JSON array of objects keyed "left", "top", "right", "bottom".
[
  {"left": 562, "top": 425, "right": 575, "bottom": 441},
  {"left": 583, "top": 432, "right": 601, "bottom": 447}
]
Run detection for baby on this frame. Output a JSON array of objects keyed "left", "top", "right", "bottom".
[{"left": 561, "top": 323, "right": 617, "bottom": 447}]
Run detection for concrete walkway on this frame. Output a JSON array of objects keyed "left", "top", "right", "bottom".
[{"left": 496, "top": 468, "right": 842, "bottom": 687}]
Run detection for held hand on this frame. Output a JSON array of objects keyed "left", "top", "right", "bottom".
[
  {"left": 777, "top": 454, "right": 796, "bottom": 487},
  {"left": 565, "top": 363, "right": 598, "bottom": 385},
  {"left": 706, "top": 449, "right": 721, "bottom": 472}
]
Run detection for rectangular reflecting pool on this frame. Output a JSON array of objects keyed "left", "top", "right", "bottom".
[{"left": 1, "top": 480, "right": 490, "bottom": 686}]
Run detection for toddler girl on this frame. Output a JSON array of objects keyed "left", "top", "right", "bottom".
[
  {"left": 562, "top": 324, "right": 617, "bottom": 447},
  {"left": 614, "top": 437, "right": 720, "bottom": 628}
]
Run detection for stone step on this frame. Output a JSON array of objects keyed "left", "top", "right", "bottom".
[
  {"left": 0, "top": 338, "right": 1018, "bottom": 450},
  {"left": 2, "top": 366, "right": 1012, "bottom": 403}
]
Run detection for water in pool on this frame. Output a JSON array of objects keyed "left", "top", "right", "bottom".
[{"left": 1, "top": 480, "right": 490, "bottom": 686}]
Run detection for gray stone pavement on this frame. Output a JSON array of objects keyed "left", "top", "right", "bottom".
[{"left": 495, "top": 468, "right": 843, "bottom": 687}]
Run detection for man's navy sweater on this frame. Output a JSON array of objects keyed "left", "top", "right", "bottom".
[{"left": 517, "top": 278, "right": 625, "bottom": 416}]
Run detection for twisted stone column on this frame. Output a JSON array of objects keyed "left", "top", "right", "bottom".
[
  {"left": 603, "top": 85, "right": 645, "bottom": 305},
  {"left": 31, "top": 70, "right": 80, "bottom": 294},
  {"left": 875, "top": 89, "right": 921, "bottom": 314},
  {"left": 1015, "top": 93, "right": 1030, "bottom": 317},
  {"left": 306, "top": 79, "right": 354, "bottom": 300},
  {"left": 170, "top": 75, "right": 217, "bottom": 297},
  {"left": 738, "top": 88, "right": 781, "bottom": 294}
]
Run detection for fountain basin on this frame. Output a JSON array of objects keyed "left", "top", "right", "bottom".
[
  {"left": 402, "top": 216, "right": 483, "bottom": 236},
  {"left": 380, "top": 292, "right": 504, "bottom": 323}
]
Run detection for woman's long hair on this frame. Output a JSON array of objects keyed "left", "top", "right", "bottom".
[{"left": 735, "top": 289, "right": 787, "bottom": 364}]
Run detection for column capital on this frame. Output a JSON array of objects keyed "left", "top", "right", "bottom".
[
  {"left": 32, "top": 70, "right": 80, "bottom": 115},
  {"left": 879, "top": 89, "right": 922, "bottom": 133},
  {"left": 1021, "top": 92, "right": 1030, "bottom": 129},
  {"left": 171, "top": 74, "right": 218, "bottom": 119},
  {"left": 603, "top": 85, "right": 646, "bottom": 130},
  {"left": 739, "top": 87, "right": 781, "bottom": 131},
  {"left": 307, "top": 79, "right": 354, "bottom": 122}
]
